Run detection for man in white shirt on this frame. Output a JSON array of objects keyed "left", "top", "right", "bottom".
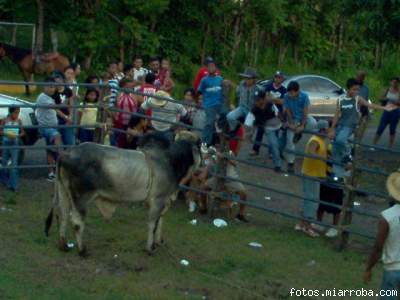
[
  {"left": 141, "top": 90, "right": 187, "bottom": 141},
  {"left": 365, "top": 169, "right": 400, "bottom": 299}
]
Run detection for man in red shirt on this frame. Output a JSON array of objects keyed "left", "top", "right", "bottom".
[{"left": 193, "top": 56, "right": 221, "bottom": 92}]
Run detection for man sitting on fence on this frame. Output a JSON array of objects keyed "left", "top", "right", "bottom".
[
  {"left": 35, "top": 77, "right": 63, "bottom": 182},
  {"left": 283, "top": 81, "right": 316, "bottom": 173},
  {"left": 328, "top": 78, "right": 395, "bottom": 178},
  {"left": 365, "top": 169, "right": 400, "bottom": 299}
]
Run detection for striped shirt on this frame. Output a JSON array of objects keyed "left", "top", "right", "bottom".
[{"left": 108, "top": 78, "right": 120, "bottom": 107}]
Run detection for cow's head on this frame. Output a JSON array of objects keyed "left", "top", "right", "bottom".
[{"left": 174, "top": 130, "right": 201, "bottom": 170}]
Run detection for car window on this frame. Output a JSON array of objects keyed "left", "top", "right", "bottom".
[
  {"left": 313, "top": 77, "right": 339, "bottom": 93},
  {"left": 297, "top": 78, "right": 319, "bottom": 93}
]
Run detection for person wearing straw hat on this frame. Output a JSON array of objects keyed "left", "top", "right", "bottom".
[
  {"left": 141, "top": 90, "right": 187, "bottom": 141},
  {"left": 227, "top": 68, "right": 258, "bottom": 132},
  {"left": 364, "top": 170, "right": 400, "bottom": 299}
]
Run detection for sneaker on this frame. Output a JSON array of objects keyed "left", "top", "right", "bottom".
[
  {"left": 274, "top": 166, "right": 282, "bottom": 173},
  {"left": 47, "top": 172, "right": 56, "bottom": 182},
  {"left": 294, "top": 223, "right": 303, "bottom": 231},
  {"left": 311, "top": 223, "right": 325, "bottom": 232},
  {"left": 236, "top": 214, "right": 249, "bottom": 223},
  {"left": 293, "top": 133, "right": 303, "bottom": 144},
  {"left": 325, "top": 228, "right": 338, "bottom": 238},
  {"left": 249, "top": 150, "right": 259, "bottom": 157},
  {"left": 301, "top": 227, "right": 320, "bottom": 238},
  {"left": 287, "top": 163, "right": 295, "bottom": 173},
  {"left": 188, "top": 201, "right": 196, "bottom": 213}
]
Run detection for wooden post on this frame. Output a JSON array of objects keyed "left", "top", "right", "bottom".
[
  {"left": 208, "top": 81, "right": 231, "bottom": 218},
  {"left": 208, "top": 131, "right": 229, "bottom": 218},
  {"left": 336, "top": 115, "right": 369, "bottom": 250},
  {"left": 94, "top": 86, "right": 108, "bottom": 144}
]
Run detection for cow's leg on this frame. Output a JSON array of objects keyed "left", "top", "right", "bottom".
[
  {"left": 70, "top": 208, "right": 88, "bottom": 257},
  {"left": 146, "top": 199, "right": 165, "bottom": 254},
  {"left": 155, "top": 202, "right": 170, "bottom": 246},
  {"left": 57, "top": 181, "right": 70, "bottom": 252},
  {"left": 155, "top": 217, "right": 163, "bottom": 246}
]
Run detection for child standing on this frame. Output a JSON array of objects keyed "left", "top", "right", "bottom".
[
  {"left": 0, "top": 106, "right": 25, "bottom": 192},
  {"left": 79, "top": 89, "right": 99, "bottom": 143}
]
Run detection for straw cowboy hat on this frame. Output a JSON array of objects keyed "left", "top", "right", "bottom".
[
  {"left": 149, "top": 90, "right": 170, "bottom": 107},
  {"left": 387, "top": 169, "right": 400, "bottom": 202},
  {"left": 239, "top": 68, "right": 258, "bottom": 79}
]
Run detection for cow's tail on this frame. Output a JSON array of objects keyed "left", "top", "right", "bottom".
[
  {"left": 45, "top": 207, "right": 54, "bottom": 237},
  {"left": 45, "top": 154, "right": 63, "bottom": 237}
]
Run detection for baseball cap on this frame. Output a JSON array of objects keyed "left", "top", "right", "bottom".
[{"left": 274, "top": 71, "right": 285, "bottom": 78}]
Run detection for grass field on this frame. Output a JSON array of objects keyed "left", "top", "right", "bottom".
[{"left": 0, "top": 177, "right": 383, "bottom": 300}]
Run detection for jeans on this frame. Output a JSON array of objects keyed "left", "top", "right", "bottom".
[
  {"left": 332, "top": 126, "right": 354, "bottom": 178},
  {"left": 302, "top": 178, "right": 319, "bottom": 221},
  {"left": 380, "top": 270, "right": 400, "bottom": 300},
  {"left": 252, "top": 127, "right": 265, "bottom": 153},
  {"left": 227, "top": 106, "right": 248, "bottom": 131},
  {"left": 202, "top": 105, "right": 225, "bottom": 146},
  {"left": 285, "top": 116, "right": 317, "bottom": 164},
  {"left": 1, "top": 139, "right": 19, "bottom": 190},
  {"left": 377, "top": 109, "right": 400, "bottom": 136},
  {"left": 60, "top": 127, "right": 75, "bottom": 146},
  {"left": 265, "top": 128, "right": 282, "bottom": 168},
  {"left": 79, "top": 129, "right": 95, "bottom": 143}
]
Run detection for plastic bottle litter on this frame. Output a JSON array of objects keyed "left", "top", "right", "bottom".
[
  {"left": 67, "top": 242, "right": 75, "bottom": 249},
  {"left": 213, "top": 218, "right": 228, "bottom": 228},
  {"left": 180, "top": 259, "right": 189, "bottom": 266},
  {"left": 353, "top": 201, "right": 361, "bottom": 206},
  {"left": 189, "top": 219, "right": 197, "bottom": 225},
  {"left": 248, "top": 242, "right": 263, "bottom": 248},
  {"left": 307, "top": 260, "right": 316, "bottom": 267}
]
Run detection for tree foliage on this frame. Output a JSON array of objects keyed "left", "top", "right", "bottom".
[{"left": 1, "top": 0, "right": 399, "bottom": 83}]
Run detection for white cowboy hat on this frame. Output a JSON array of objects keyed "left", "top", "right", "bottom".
[
  {"left": 149, "top": 90, "right": 169, "bottom": 107},
  {"left": 387, "top": 169, "right": 400, "bottom": 202}
]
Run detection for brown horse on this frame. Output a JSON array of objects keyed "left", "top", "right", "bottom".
[{"left": 0, "top": 43, "right": 70, "bottom": 95}]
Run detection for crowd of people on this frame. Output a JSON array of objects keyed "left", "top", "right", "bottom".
[{"left": 0, "top": 57, "right": 399, "bottom": 222}]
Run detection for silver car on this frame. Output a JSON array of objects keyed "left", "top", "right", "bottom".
[{"left": 258, "top": 74, "right": 345, "bottom": 118}]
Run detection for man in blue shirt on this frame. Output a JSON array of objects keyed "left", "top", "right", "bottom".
[
  {"left": 198, "top": 58, "right": 225, "bottom": 145},
  {"left": 283, "top": 81, "right": 316, "bottom": 173}
]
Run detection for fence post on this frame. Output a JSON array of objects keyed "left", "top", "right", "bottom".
[
  {"left": 336, "top": 115, "right": 369, "bottom": 250},
  {"left": 208, "top": 81, "right": 231, "bottom": 218},
  {"left": 95, "top": 86, "right": 108, "bottom": 144}
]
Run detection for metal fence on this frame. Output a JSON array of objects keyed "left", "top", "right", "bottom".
[{"left": 0, "top": 79, "right": 398, "bottom": 249}]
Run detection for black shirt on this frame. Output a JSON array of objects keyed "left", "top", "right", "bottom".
[
  {"left": 264, "top": 82, "right": 287, "bottom": 112},
  {"left": 52, "top": 87, "right": 73, "bottom": 124}
]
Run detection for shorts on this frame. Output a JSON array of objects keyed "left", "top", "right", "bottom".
[
  {"left": 39, "top": 127, "right": 60, "bottom": 145},
  {"left": 206, "top": 164, "right": 245, "bottom": 193}
]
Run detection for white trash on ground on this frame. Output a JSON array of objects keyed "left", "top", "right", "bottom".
[
  {"left": 189, "top": 219, "right": 197, "bottom": 225},
  {"left": 213, "top": 218, "right": 228, "bottom": 228},
  {"left": 180, "top": 259, "right": 190, "bottom": 266},
  {"left": 264, "top": 196, "right": 271, "bottom": 200},
  {"left": 353, "top": 201, "right": 361, "bottom": 206},
  {"left": 248, "top": 242, "right": 263, "bottom": 248},
  {"left": 67, "top": 242, "right": 75, "bottom": 249}
]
